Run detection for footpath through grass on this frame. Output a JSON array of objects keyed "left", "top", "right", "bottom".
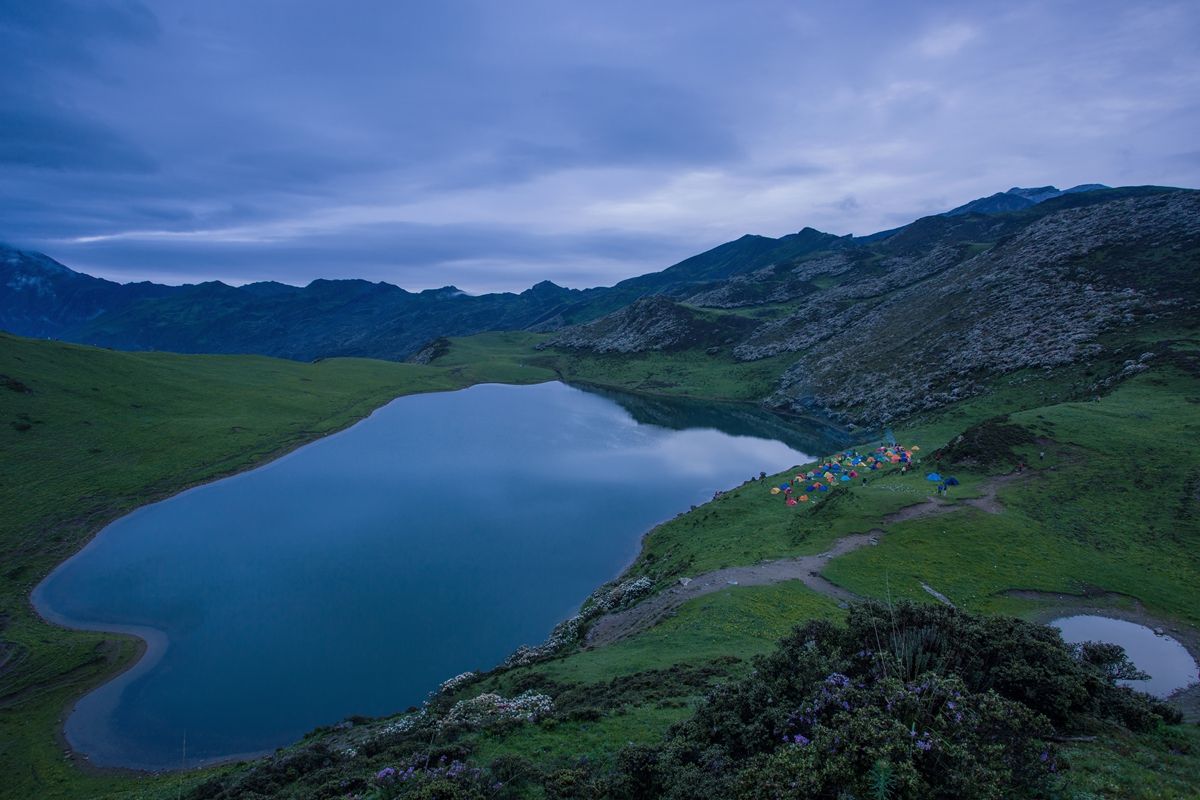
[
  {"left": 824, "top": 368, "right": 1200, "bottom": 627},
  {"left": 0, "top": 333, "right": 553, "bottom": 800}
]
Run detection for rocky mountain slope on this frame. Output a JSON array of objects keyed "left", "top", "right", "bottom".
[
  {"left": 544, "top": 187, "right": 1200, "bottom": 425},
  {"left": 0, "top": 247, "right": 178, "bottom": 337},
  {"left": 0, "top": 188, "right": 1047, "bottom": 360},
  {"left": 3, "top": 184, "right": 1195, "bottom": 427}
]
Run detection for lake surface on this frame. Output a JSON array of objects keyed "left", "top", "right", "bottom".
[
  {"left": 34, "top": 382, "right": 834, "bottom": 770},
  {"left": 1052, "top": 615, "right": 1199, "bottom": 698}
]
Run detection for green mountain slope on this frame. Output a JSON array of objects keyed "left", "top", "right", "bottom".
[
  {"left": 0, "top": 334, "right": 555, "bottom": 800},
  {"left": 1, "top": 184, "right": 1146, "bottom": 365},
  {"left": 544, "top": 187, "right": 1200, "bottom": 425},
  {"left": 183, "top": 326, "right": 1200, "bottom": 800}
]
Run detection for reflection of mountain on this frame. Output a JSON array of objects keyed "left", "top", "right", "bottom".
[{"left": 578, "top": 383, "right": 855, "bottom": 457}]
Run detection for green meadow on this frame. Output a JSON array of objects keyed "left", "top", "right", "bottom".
[
  {"left": 1, "top": 328, "right": 1198, "bottom": 799},
  {"left": 0, "top": 333, "right": 549, "bottom": 799}
]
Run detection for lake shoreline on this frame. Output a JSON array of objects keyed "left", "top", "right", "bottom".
[
  {"left": 30, "top": 379, "right": 820, "bottom": 775},
  {"left": 24, "top": 381, "right": 510, "bottom": 778}
]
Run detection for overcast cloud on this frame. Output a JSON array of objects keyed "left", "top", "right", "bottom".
[{"left": 1, "top": 0, "right": 1197, "bottom": 292}]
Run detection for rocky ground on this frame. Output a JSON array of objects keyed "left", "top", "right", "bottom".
[{"left": 542, "top": 189, "right": 1200, "bottom": 425}]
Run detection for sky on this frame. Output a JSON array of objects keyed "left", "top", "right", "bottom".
[{"left": 1, "top": 1, "right": 1198, "bottom": 293}]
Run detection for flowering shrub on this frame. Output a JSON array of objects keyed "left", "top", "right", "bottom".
[
  {"left": 503, "top": 577, "right": 655, "bottom": 669},
  {"left": 603, "top": 602, "right": 1179, "bottom": 800},
  {"left": 737, "top": 672, "right": 1056, "bottom": 799},
  {"left": 438, "top": 671, "right": 479, "bottom": 695},
  {"left": 374, "top": 707, "right": 430, "bottom": 737},
  {"left": 596, "top": 576, "right": 653, "bottom": 610},
  {"left": 440, "top": 691, "right": 554, "bottom": 732},
  {"left": 366, "top": 755, "right": 501, "bottom": 799},
  {"left": 503, "top": 614, "right": 586, "bottom": 667}
]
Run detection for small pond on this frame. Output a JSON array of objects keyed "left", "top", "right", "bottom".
[
  {"left": 34, "top": 381, "right": 843, "bottom": 770},
  {"left": 1052, "top": 615, "right": 1198, "bottom": 698}
]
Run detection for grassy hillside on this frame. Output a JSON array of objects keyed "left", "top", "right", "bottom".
[
  {"left": 3, "top": 324, "right": 1199, "bottom": 799},
  {"left": 180, "top": 333, "right": 1200, "bottom": 799},
  {"left": 0, "top": 333, "right": 556, "bottom": 800}
]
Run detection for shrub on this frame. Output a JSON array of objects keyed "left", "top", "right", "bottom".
[{"left": 601, "top": 602, "right": 1178, "bottom": 799}]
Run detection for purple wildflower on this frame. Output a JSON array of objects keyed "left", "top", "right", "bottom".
[
  {"left": 376, "top": 767, "right": 396, "bottom": 782},
  {"left": 792, "top": 733, "right": 810, "bottom": 746}
]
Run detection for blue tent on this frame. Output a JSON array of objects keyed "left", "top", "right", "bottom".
[
  {"left": 779, "top": 483, "right": 791, "bottom": 491},
  {"left": 945, "top": 476, "right": 960, "bottom": 486},
  {"left": 840, "top": 474, "right": 851, "bottom": 482},
  {"left": 926, "top": 472, "right": 943, "bottom": 482},
  {"left": 817, "top": 484, "right": 829, "bottom": 492}
]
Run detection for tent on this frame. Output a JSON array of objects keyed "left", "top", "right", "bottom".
[
  {"left": 946, "top": 476, "right": 960, "bottom": 486},
  {"left": 817, "top": 484, "right": 829, "bottom": 492},
  {"left": 840, "top": 474, "right": 851, "bottom": 482},
  {"left": 849, "top": 470, "right": 858, "bottom": 478},
  {"left": 779, "top": 483, "right": 791, "bottom": 491},
  {"left": 770, "top": 487, "right": 781, "bottom": 495},
  {"left": 786, "top": 497, "right": 797, "bottom": 506},
  {"left": 926, "top": 472, "right": 943, "bottom": 482},
  {"left": 799, "top": 494, "right": 809, "bottom": 502}
]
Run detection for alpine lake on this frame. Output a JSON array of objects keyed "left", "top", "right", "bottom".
[{"left": 34, "top": 381, "right": 850, "bottom": 770}]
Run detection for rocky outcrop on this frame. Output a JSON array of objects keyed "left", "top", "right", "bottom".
[
  {"left": 540, "top": 296, "right": 741, "bottom": 354},
  {"left": 761, "top": 191, "right": 1200, "bottom": 425}
]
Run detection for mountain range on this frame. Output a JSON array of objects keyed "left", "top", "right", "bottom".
[
  {"left": 942, "top": 183, "right": 1109, "bottom": 216},
  {"left": 3, "top": 183, "right": 1198, "bottom": 424}
]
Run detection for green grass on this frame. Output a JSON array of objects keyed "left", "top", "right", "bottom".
[
  {"left": 521, "top": 581, "right": 844, "bottom": 687},
  {"left": 824, "top": 369, "right": 1200, "bottom": 627},
  {"left": 623, "top": 464, "right": 984, "bottom": 583},
  {"left": 430, "top": 349, "right": 1200, "bottom": 799},
  {"left": 1057, "top": 725, "right": 1200, "bottom": 799},
  {"left": 468, "top": 704, "right": 692, "bottom": 774},
  {"left": 449, "top": 582, "right": 846, "bottom": 786},
  {"left": 436, "top": 331, "right": 797, "bottom": 404},
  {"left": 0, "top": 333, "right": 549, "bottom": 800},
  {"left": 3, "top": 327, "right": 1199, "bottom": 799},
  {"left": 417, "top": 331, "right": 558, "bottom": 385}
]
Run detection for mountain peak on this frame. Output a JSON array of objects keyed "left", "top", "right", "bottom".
[
  {"left": 421, "top": 285, "right": 469, "bottom": 298},
  {"left": 1, "top": 244, "right": 77, "bottom": 276},
  {"left": 1006, "top": 186, "right": 1062, "bottom": 203},
  {"left": 521, "top": 279, "right": 570, "bottom": 298},
  {"left": 945, "top": 182, "right": 1110, "bottom": 217}
]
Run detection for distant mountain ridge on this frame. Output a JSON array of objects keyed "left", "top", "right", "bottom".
[
  {"left": 943, "top": 183, "right": 1109, "bottom": 216},
  {"left": 0, "top": 183, "right": 1188, "bottom": 386}
]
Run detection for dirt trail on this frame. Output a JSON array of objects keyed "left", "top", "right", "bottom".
[{"left": 585, "top": 473, "right": 1021, "bottom": 648}]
